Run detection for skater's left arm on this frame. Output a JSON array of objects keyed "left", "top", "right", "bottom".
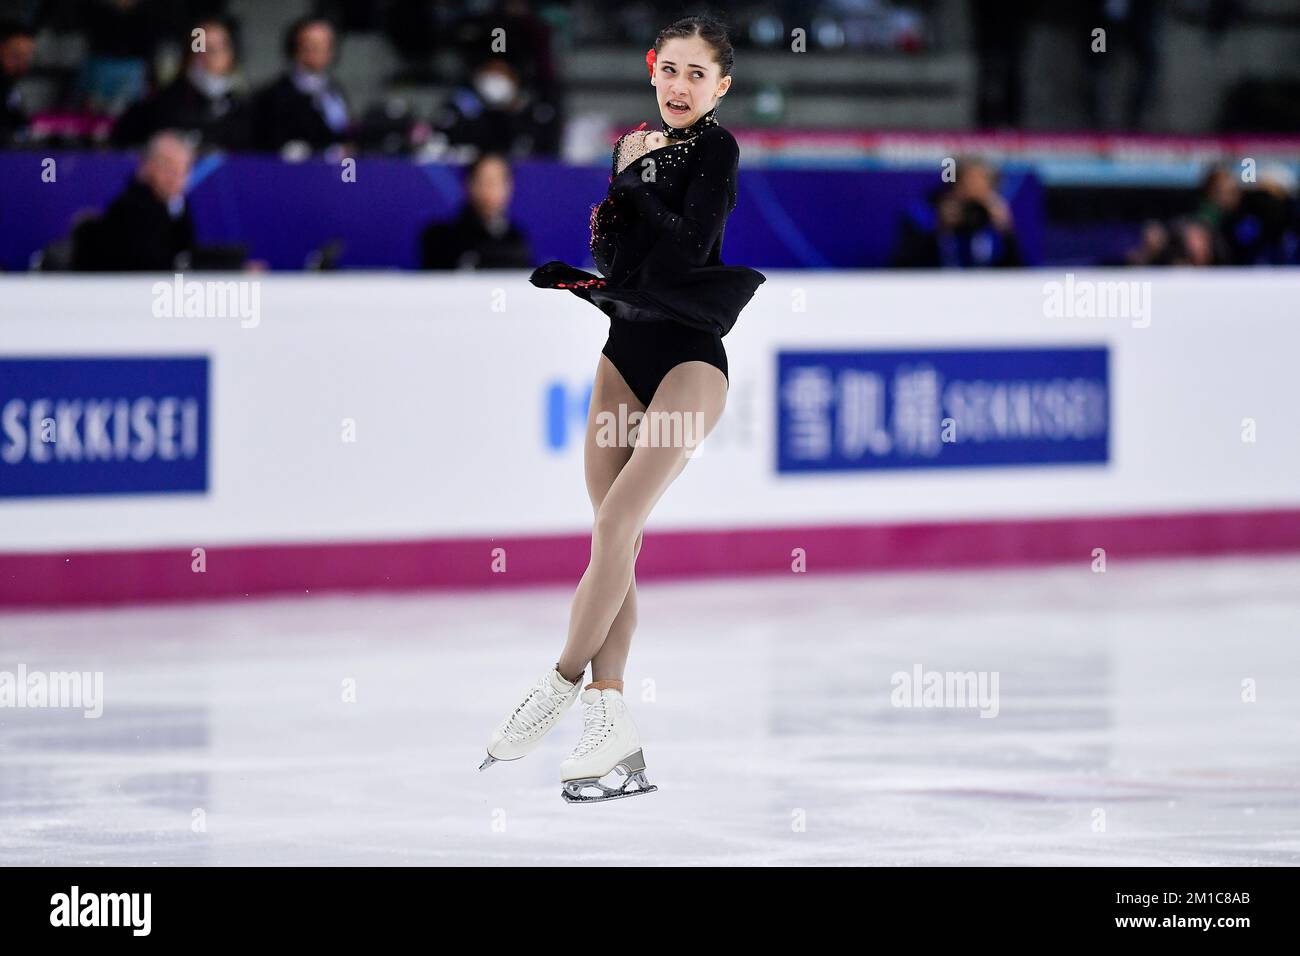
[{"left": 611, "top": 127, "right": 738, "bottom": 267}]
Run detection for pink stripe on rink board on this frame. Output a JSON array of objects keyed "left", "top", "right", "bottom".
[{"left": 2, "top": 509, "right": 1299, "bottom": 609}]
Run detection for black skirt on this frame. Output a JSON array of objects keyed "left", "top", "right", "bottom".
[{"left": 528, "top": 258, "right": 766, "bottom": 337}]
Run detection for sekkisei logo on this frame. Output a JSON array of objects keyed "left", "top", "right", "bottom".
[
  {"left": 1, "top": 394, "right": 201, "bottom": 465},
  {"left": 0, "top": 357, "right": 209, "bottom": 499},
  {"left": 1043, "top": 272, "right": 1152, "bottom": 328},
  {"left": 890, "top": 664, "right": 1000, "bottom": 718},
  {"left": 0, "top": 665, "right": 104, "bottom": 718},
  {"left": 50, "top": 886, "right": 150, "bottom": 936},
  {"left": 152, "top": 272, "right": 260, "bottom": 328}
]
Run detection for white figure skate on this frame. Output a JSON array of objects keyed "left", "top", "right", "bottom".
[
  {"left": 479, "top": 666, "right": 581, "bottom": 770},
  {"left": 560, "top": 686, "right": 658, "bottom": 803}
]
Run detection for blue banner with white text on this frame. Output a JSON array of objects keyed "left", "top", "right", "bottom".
[
  {"left": 776, "top": 347, "right": 1109, "bottom": 473},
  {"left": 0, "top": 357, "right": 210, "bottom": 498}
]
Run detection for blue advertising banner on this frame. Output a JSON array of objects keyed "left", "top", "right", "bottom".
[
  {"left": 0, "top": 152, "right": 1046, "bottom": 272},
  {"left": 777, "top": 347, "right": 1109, "bottom": 473},
  {"left": 0, "top": 357, "right": 209, "bottom": 498}
]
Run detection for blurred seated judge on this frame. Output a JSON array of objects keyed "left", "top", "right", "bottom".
[
  {"left": 75, "top": 130, "right": 195, "bottom": 270},
  {"left": 420, "top": 153, "right": 533, "bottom": 270}
]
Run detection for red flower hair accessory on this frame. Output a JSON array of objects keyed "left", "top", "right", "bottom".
[{"left": 645, "top": 47, "right": 656, "bottom": 78}]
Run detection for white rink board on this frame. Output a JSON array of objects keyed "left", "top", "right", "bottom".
[{"left": 1, "top": 270, "right": 1298, "bottom": 551}]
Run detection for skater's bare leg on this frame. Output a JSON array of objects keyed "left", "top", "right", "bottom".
[{"left": 557, "top": 360, "right": 727, "bottom": 681}]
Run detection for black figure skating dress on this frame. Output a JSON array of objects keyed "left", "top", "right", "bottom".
[{"left": 529, "top": 106, "right": 766, "bottom": 407}]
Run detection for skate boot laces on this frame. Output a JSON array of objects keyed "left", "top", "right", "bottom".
[
  {"left": 570, "top": 691, "right": 615, "bottom": 759},
  {"left": 505, "top": 678, "right": 568, "bottom": 743}
]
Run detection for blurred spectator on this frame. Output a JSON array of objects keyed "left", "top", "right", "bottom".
[
  {"left": 453, "top": 0, "right": 557, "bottom": 98},
  {"left": 419, "top": 153, "right": 532, "bottom": 269},
  {"left": 1191, "top": 166, "right": 1240, "bottom": 263},
  {"left": 1196, "top": 167, "right": 1241, "bottom": 231},
  {"left": 1123, "top": 220, "right": 1173, "bottom": 265},
  {"left": 80, "top": 0, "right": 172, "bottom": 115},
  {"left": 1219, "top": 166, "right": 1300, "bottom": 265},
  {"left": 0, "top": 18, "right": 33, "bottom": 144},
  {"left": 892, "top": 158, "right": 1023, "bottom": 268},
  {"left": 252, "top": 16, "right": 350, "bottom": 153},
  {"left": 448, "top": 0, "right": 562, "bottom": 156},
  {"left": 434, "top": 58, "right": 546, "bottom": 159},
  {"left": 1175, "top": 219, "right": 1216, "bottom": 266},
  {"left": 75, "top": 130, "right": 195, "bottom": 270},
  {"left": 1129, "top": 165, "right": 1300, "bottom": 266},
  {"left": 1125, "top": 217, "right": 1215, "bottom": 266},
  {"left": 112, "top": 17, "right": 250, "bottom": 150}
]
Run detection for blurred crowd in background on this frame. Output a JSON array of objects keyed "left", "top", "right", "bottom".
[
  {"left": 1, "top": 0, "right": 1298, "bottom": 272},
  {"left": 0, "top": 1, "right": 565, "bottom": 156}
]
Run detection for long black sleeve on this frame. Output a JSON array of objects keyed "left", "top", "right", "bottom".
[
  {"left": 531, "top": 118, "right": 764, "bottom": 336},
  {"left": 613, "top": 128, "right": 738, "bottom": 267}
]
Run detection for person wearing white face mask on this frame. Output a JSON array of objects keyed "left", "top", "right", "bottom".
[
  {"left": 252, "top": 16, "right": 352, "bottom": 154},
  {"left": 475, "top": 68, "right": 517, "bottom": 108},
  {"left": 112, "top": 18, "right": 251, "bottom": 150},
  {"left": 434, "top": 58, "right": 544, "bottom": 159}
]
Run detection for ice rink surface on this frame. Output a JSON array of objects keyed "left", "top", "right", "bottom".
[{"left": 1, "top": 554, "right": 1297, "bottom": 866}]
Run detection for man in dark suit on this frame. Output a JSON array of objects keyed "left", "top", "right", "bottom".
[
  {"left": 252, "top": 17, "right": 350, "bottom": 153},
  {"left": 77, "top": 131, "right": 196, "bottom": 271}
]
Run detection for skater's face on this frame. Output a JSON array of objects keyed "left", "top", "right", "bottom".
[{"left": 651, "top": 35, "right": 731, "bottom": 130}]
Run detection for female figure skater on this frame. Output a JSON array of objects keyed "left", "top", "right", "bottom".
[{"left": 479, "top": 15, "right": 765, "bottom": 803}]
